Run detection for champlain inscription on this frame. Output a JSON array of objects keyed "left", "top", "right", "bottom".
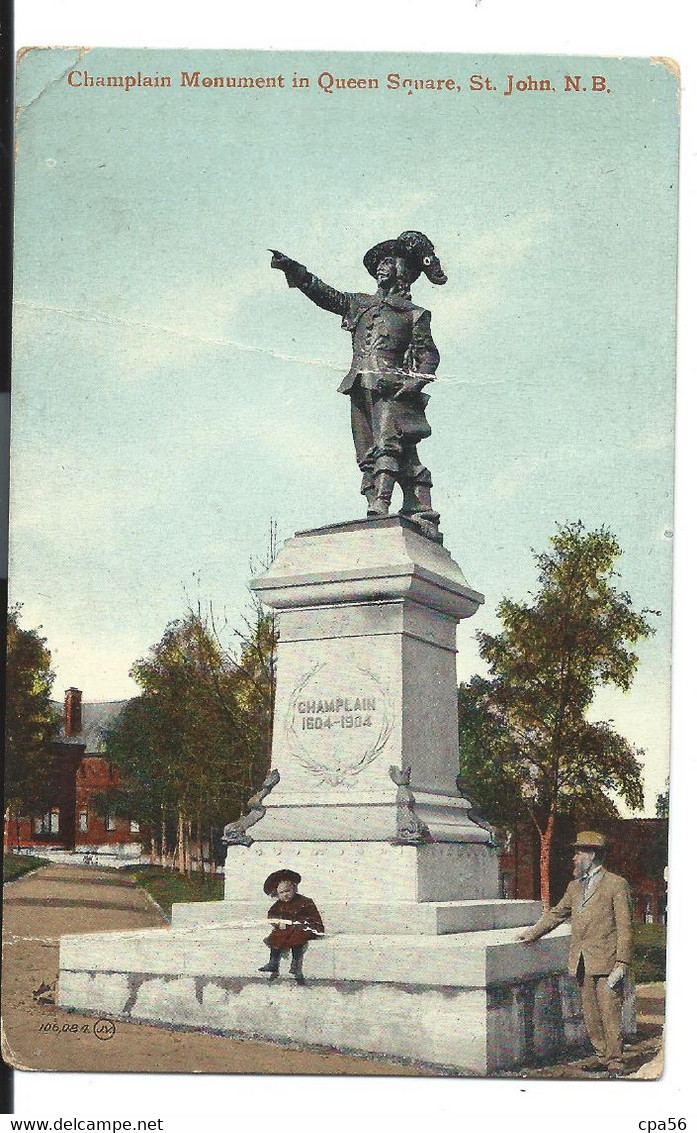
[
  {"left": 297, "top": 696, "right": 377, "bottom": 731},
  {"left": 285, "top": 662, "right": 394, "bottom": 787}
]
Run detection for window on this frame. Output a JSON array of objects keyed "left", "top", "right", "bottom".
[
  {"left": 105, "top": 812, "right": 116, "bottom": 832},
  {"left": 78, "top": 809, "right": 88, "bottom": 833},
  {"left": 34, "top": 809, "right": 60, "bottom": 835},
  {"left": 129, "top": 819, "right": 140, "bottom": 834}
]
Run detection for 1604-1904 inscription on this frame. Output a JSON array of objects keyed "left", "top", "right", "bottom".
[{"left": 297, "top": 695, "right": 376, "bottom": 731}]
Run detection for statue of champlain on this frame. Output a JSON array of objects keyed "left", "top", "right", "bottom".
[{"left": 271, "top": 231, "right": 447, "bottom": 542}]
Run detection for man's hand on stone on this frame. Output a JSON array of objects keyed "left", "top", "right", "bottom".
[
  {"left": 516, "top": 928, "right": 537, "bottom": 942},
  {"left": 607, "top": 964, "right": 627, "bottom": 990}
]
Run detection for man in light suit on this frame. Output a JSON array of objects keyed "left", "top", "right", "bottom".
[
  {"left": 518, "top": 831, "right": 633, "bottom": 1074},
  {"left": 270, "top": 232, "right": 447, "bottom": 542}
]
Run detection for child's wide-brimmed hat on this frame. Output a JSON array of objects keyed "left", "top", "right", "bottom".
[{"left": 263, "top": 869, "right": 302, "bottom": 895}]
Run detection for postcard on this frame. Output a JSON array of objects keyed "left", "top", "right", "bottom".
[{"left": 3, "top": 48, "right": 678, "bottom": 1081}]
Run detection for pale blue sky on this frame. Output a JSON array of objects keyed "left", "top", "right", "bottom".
[{"left": 11, "top": 50, "right": 678, "bottom": 813}]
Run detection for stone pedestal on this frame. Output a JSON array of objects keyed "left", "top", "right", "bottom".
[
  {"left": 58, "top": 518, "right": 596, "bottom": 1074},
  {"left": 248, "top": 516, "right": 487, "bottom": 851}
]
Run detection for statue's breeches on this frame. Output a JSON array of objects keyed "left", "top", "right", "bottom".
[{"left": 350, "top": 385, "right": 431, "bottom": 474}]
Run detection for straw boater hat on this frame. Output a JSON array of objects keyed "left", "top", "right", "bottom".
[
  {"left": 263, "top": 869, "right": 301, "bottom": 896},
  {"left": 572, "top": 831, "right": 609, "bottom": 850}
]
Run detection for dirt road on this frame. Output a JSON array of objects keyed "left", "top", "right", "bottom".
[{"left": 1, "top": 864, "right": 412, "bottom": 1075}]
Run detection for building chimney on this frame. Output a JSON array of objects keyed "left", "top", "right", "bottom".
[{"left": 64, "top": 688, "right": 83, "bottom": 736}]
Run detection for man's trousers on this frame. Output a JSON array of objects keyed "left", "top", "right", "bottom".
[{"left": 577, "top": 958, "right": 623, "bottom": 1063}]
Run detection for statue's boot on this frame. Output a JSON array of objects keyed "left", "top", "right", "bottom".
[
  {"left": 369, "top": 451, "right": 399, "bottom": 516},
  {"left": 370, "top": 471, "right": 397, "bottom": 517},
  {"left": 399, "top": 462, "right": 441, "bottom": 541},
  {"left": 361, "top": 466, "right": 378, "bottom": 514}
]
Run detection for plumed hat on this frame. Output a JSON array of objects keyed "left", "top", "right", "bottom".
[
  {"left": 363, "top": 230, "right": 448, "bottom": 286},
  {"left": 363, "top": 237, "right": 423, "bottom": 284},
  {"left": 572, "top": 831, "right": 609, "bottom": 851},
  {"left": 263, "top": 868, "right": 301, "bottom": 895}
]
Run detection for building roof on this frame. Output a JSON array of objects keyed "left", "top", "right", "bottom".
[{"left": 51, "top": 700, "right": 130, "bottom": 755}]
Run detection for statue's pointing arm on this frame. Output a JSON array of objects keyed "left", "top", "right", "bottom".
[{"left": 270, "top": 250, "right": 349, "bottom": 316}]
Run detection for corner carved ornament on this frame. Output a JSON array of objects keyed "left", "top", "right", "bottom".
[
  {"left": 455, "top": 774, "right": 498, "bottom": 845},
  {"left": 222, "top": 768, "right": 281, "bottom": 846},
  {"left": 389, "top": 765, "right": 433, "bottom": 845}
]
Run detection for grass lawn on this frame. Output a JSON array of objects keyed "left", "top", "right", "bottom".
[
  {"left": 2, "top": 852, "right": 50, "bottom": 882},
  {"left": 633, "top": 922, "right": 667, "bottom": 983},
  {"left": 126, "top": 865, "right": 224, "bottom": 919}
]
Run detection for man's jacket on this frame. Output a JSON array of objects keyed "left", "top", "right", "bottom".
[
  {"left": 294, "top": 272, "right": 440, "bottom": 394},
  {"left": 527, "top": 869, "right": 633, "bottom": 977}
]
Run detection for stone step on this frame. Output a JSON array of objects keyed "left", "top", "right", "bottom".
[
  {"left": 58, "top": 923, "right": 580, "bottom": 1074},
  {"left": 60, "top": 922, "right": 570, "bottom": 989},
  {"left": 170, "top": 897, "right": 543, "bottom": 935}
]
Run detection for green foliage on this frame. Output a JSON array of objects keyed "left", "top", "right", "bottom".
[
  {"left": 459, "top": 522, "right": 653, "bottom": 897},
  {"left": 2, "top": 852, "right": 50, "bottom": 881},
  {"left": 458, "top": 676, "right": 528, "bottom": 829},
  {"left": 124, "top": 865, "right": 224, "bottom": 920},
  {"left": 104, "top": 601, "right": 277, "bottom": 870},
  {"left": 4, "top": 606, "right": 60, "bottom": 817},
  {"left": 632, "top": 923, "right": 666, "bottom": 983}
]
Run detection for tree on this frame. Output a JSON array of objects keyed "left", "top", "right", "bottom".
[
  {"left": 104, "top": 604, "right": 277, "bottom": 875},
  {"left": 4, "top": 606, "right": 60, "bottom": 847},
  {"left": 459, "top": 523, "right": 652, "bottom": 905},
  {"left": 458, "top": 676, "right": 529, "bottom": 832},
  {"left": 655, "top": 777, "right": 669, "bottom": 819}
]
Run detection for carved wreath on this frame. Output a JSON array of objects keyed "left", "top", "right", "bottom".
[{"left": 285, "top": 662, "right": 394, "bottom": 788}]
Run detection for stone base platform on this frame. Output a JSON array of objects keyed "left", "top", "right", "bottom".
[{"left": 58, "top": 921, "right": 588, "bottom": 1074}]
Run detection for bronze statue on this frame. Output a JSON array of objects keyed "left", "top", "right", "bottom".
[{"left": 270, "top": 231, "right": 447, "bottom": 542}]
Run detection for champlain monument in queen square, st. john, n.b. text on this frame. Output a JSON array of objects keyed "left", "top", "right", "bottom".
[{"left": 57, "top": 233, "right": 630, "bottom": 1075}]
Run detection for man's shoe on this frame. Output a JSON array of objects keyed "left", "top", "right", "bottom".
[
  {"left": 579, "top": 1055, "right": 607, "bottom": 1071},
  {"left": 258, "top": 963, "right": 279, "bottom": 974},
  {"left": 295, "top": 974, "right": 306, "bottom": 986}
]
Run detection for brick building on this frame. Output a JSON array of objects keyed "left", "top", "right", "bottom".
[
  {"left": 4, "top": 687, "right": 141, "bottom": 859},
  {"left": 498, "top": 815, "right": 668, "bottom": 923}
]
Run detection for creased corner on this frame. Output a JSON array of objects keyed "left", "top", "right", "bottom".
[
  {"left": 1, "top": 1017, "right": 39, "bottom": 1073},
  {"left": 15, "top": 47, "right": 91, "bottom": 124},
  {"left": 650, "top": 57, "right": 681, "bottom": 108}
]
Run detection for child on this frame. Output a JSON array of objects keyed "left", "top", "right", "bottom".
[{"left": 258, "top": 869, "right": 324, "bottom": 985}]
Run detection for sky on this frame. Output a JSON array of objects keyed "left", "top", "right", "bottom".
[{"left": 11, "top": 49, "right": 678, "bottom": 814}]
